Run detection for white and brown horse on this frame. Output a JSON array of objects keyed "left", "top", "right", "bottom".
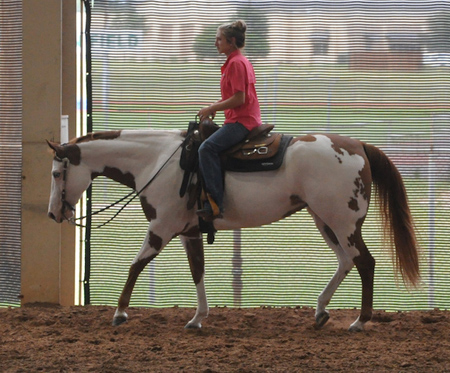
[{"left": 47, "top": 129, "right": 420, "bottom": 331}]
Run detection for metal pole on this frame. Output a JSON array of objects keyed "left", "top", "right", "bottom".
[
  {"left": 232, "top": 229, "right": 243, "bottom": 307},
  {"left": 427, "top": 114, "right": 436, "bottom": 308},
  {"left": 327, "top": 78, "right": 337, "bottom": 131}
]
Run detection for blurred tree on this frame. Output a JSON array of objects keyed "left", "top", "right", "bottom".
[
  {"left": 193, "top": 24, "right": 223, "bottom": 60},
  {"left": 235, "top": 2, "right": 270, "bottom": 59},
  {"left": 94, "top": 0, "right": 146, "bottom": 30},
  {"left": 427, "top": 11, "right": 450, "bottom": 53},
  {"left": 194, "top": 2, "right": 270, "bottom": 60}
]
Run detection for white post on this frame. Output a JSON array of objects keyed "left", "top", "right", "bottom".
[
  {"left": 61, "top": 115, "right": 69, "bottom": 143},
  {"left": 427, "top": 115, "right": 436, "bottom": 308}
]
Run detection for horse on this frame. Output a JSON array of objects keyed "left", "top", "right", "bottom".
[{"left": 47, "top": 128, "right": 420, "bottom": 332}]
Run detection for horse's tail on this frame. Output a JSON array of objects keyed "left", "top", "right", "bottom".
[{"left": 363, "top": 143, "right": 420, "bottom": 287}]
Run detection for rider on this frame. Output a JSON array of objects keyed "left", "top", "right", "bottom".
[{"left": 197, "top": 20, "right": 262, "bottom": 221}]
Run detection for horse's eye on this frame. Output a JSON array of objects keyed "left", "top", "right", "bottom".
[{"left": 53, "top": 171, "right": 61, "bottom": 178}]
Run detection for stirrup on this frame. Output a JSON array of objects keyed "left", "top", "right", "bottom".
[{"left": 196, "top": 194, "right": 223, "bottom": 221}]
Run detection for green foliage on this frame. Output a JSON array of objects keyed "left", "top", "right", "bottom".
[
  {"left": 427, "top": 11, "right": 450, "bottom": 53},
  {"left": 193, "top": 24, "right": 223, "bottom": 60},
  {"left": 94, "top": 0, "right": 146, "bottom": 30},
  {"left": 193, "top": 3, "right": 270, "bottom": 61},
  {"left": 235, "top": 3, "right": 270, "bottom": 59}
]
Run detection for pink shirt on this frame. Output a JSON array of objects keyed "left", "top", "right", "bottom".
[{"left": 220, "top": 50, "right": 262, "bottom": 130}]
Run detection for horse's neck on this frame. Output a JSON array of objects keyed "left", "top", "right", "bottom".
[{"left": 80, "top": 130, "right": 181, "bottom": 175}]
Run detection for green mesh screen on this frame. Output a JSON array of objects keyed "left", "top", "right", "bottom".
[
  {"left": 0, "top": 0, "right": 22, "bottom": 307},
  {"left": 87, "top": 0, "right": 450, "bottom": 311}
]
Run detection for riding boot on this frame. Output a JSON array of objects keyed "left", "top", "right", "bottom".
[{"left": 196, "top": 195, "right": 223, "bottom": 221}]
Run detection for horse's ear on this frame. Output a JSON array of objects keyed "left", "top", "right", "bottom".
[
  {"left": 46, "top": 140, "right": 64, "bottom": 159},
  {"left": 46, "top": 140, "right": 58, "bottom": 151}
]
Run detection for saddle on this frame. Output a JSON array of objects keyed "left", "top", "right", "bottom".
[{"left": 179, "top": 118, "right": 292, "bottom": 244}]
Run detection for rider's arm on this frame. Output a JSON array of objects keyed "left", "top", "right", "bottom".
[{"left": 198, "top": 91, "right": 245, "bottom": 120}]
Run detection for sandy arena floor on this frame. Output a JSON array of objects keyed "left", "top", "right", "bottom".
[{"left": 0, "top": 305, "right": 449, "bottom": 372}]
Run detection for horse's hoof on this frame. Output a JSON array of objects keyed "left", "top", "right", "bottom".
[
  {"left": 348, "top": 319, "right": 364, "bottom": 332},
  {"left": 112, "top": 316, "right": 128, "bottom": 326},
  {"left": 184, "top": 322, "right": 202, "bottom": 329},
  {"left": 315, "top": 311, "right": 330, "bottom": 329}
]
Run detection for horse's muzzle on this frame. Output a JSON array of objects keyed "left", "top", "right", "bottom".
[{"left": 48, "top": 211, "right": 60, "bottom": 223}]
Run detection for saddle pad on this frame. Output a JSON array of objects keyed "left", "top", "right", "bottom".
[{"left": 224, "top": 135, "right": 292, "bottom": 172}]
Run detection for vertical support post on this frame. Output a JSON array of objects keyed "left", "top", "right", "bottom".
[
  {"left": 83, "top": 0, "right": 93, "bottom": 305},
  {"left": 232, "top": 229, "right": 243, "bottom": 307},
  {"left": 427, "top": 115, "right": 436, "bottom": 308},
  {"left": 22, "top": 0, "right": 62, "bottom": 305},
  {"left": 22, "top": 0, "right": 77, "bottom": 306}
]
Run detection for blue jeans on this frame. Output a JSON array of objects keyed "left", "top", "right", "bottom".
[{"left": 198, "top": 122, "right": 250, "bottom": 211}]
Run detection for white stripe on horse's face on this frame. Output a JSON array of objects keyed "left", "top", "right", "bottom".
[
  {"left": 48, "top": 157, "right": 93, "bottom": 223},
  {"left": 48, "top": 158, "right": 70, "bottom": 223}
]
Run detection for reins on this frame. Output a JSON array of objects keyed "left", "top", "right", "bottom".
[{"left": 64, "top": 141, "right": 184, "bottom": 229}]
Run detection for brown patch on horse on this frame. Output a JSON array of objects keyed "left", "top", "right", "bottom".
[
  {"left": 290, "top": 134, "right": 317, "bottom": 144},
  {"left": 325, "top": 135, "right": 372, "bottom": 202},
  {"left": 47, "top": 141, "right": 82, "bottom": 165},
  {"left": 62, "top": 144, "right": 81, "bottom": 165},
  {"left": 118, "top": 254, "right": 156, "bottom": 310},
  {"left": 324, "top": 225, "right": 339, "bottom": 246},
  {"left": 353, "top": 176, "right": 363, "bottom": 198},
  {"left": 347, "top": 217, "right": 366, "bottom": 249},
  {"left": 349, "top": 171, "right": 371, "bottom": 213},
  {"left": 300, "top": 134, "right": 317, "bottom": 142},
  {"left": 140, "top": 196, "right": 157, "bottom": 221},
  {"left": 357, "top": 166, "right": 372, "bottom": 202},
  {"left": 348, "top": 197, "right": 359, "bottom": 212},
  {"left": 326, "top": 134, "right": 367, "bottom": 158},
  {"left": 290, "top": 194, "right": 304, "bottom": 206},
  {"left": 91, "top": 167, "right": 136, "bottom": 189},
  {"left": 149, "top": 231, "right": 163, "bottom": 251},
  {"left": 180, "top": 225, "right": 201, "bottom": 238},
  {"left": 185, "top": 237, "right": 204, "bottom": 284},
  {"left": 349, "top": 219, "right": 376, "bottom": 323},
  {"left": 283, "top": 195, "right": 307, "bottom": 218},
  {"left": 71, "top": 130, "right": 122, "bottom": 144}
]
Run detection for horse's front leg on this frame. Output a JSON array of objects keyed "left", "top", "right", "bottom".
[
  {"left": 179, "top": 226, "right": 209, "bottom": 329},
  {"left": 112, "top": 227, "right": 169, "bottom": 326}
]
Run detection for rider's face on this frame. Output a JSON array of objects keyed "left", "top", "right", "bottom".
[{"left": 215, "top": 30, "right": 235, "bottom": 56}]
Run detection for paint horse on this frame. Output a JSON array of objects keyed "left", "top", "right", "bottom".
[{"left": 47, "top": 129, "right": 420, "bottom": 331}]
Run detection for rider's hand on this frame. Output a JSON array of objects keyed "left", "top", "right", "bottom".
[{"left": 198, "top": 106, "right": 216, "bottom": 121}]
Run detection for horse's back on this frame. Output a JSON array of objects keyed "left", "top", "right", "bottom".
[{"left": 215, "top": 133, "right": 370, "bottom": 230}]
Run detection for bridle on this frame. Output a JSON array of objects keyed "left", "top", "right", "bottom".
[
  {"left": 55, "top": 156, "right": 76, "bottom": 221},
  {"left": 54, "top": 140, "right": 184, "bottom": 229}
]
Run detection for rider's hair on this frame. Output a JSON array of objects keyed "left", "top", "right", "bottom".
[{"left": 218, "top": 20, "right": 247, "bottom": 49}]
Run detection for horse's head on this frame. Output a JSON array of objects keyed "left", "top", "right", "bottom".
[{"left": 47, "top": 140, "right": 92, "bottom": 223}]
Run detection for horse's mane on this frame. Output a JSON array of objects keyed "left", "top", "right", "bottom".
[
  {"left": 69, "top": 130, "right": 122, "bottom": 145},
  {"left": 68, "top": 129, "right": 186, "bottom": 147}
]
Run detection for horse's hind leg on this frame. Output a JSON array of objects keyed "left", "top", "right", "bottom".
[
  {"left": 347, "top": 229, "right": 375, "bottom": 332},
  {"left": 179, "top": 226, "right": 209, "bottom": 329},
  {"left": 112, "top": 228, "right": 169, "bottom": 326},
  {"left": 310, "top": 211, "right": 354, "bottom": 328}
]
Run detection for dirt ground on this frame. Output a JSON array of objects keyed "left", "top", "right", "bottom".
[{"left": 0, "top": 304, "right": 449, "bottom": 372}]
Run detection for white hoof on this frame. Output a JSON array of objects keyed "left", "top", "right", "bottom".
[
  {"left": 184, "top": 310, "right": 208, "bottom": 329},
  {"left": 348, "top": 318, "right": 365, "bottom": 332},
  {"left": 112, "top": 309, "right": 128, "bottom": 326},
  {"left": 315, "top": 310, "right": 330, "bottom": 328},
  {"left": 184, "top": 320, "right": 202, "bottom": 329}
]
